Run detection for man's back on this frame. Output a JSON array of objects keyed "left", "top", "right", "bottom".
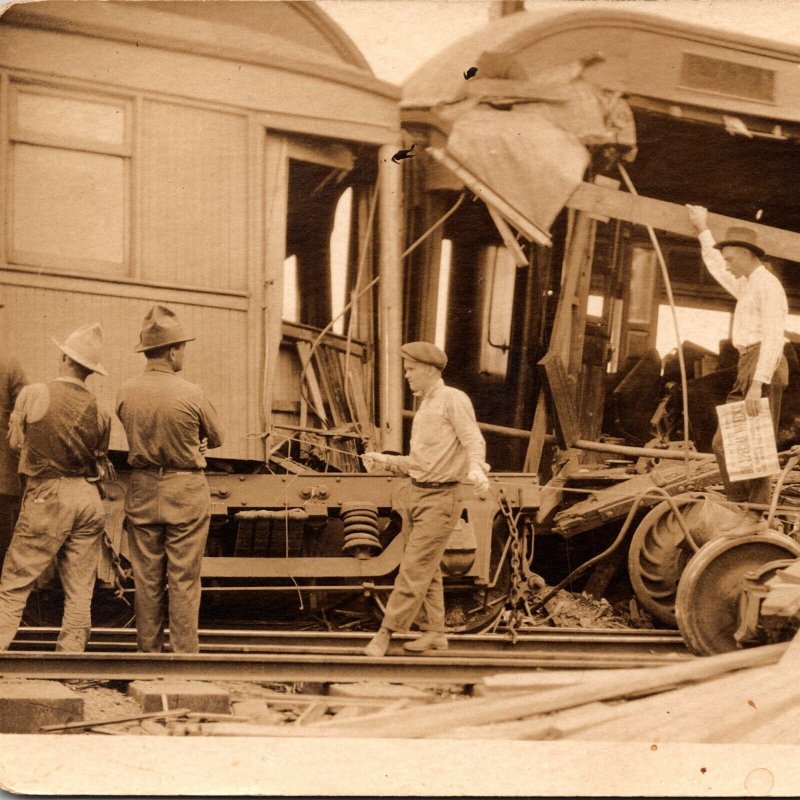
[
  {"left": 116, "top": 365, "right": 223, "bottom": 470},
  {"left": 15, "top": 380, "right": 109, "bottom": 478}
]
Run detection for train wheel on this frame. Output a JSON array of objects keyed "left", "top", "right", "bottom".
[
  {"left": 675, "top": 531, "right": 800, "bottom": 656},
  {"left": 628, "top": 491, "right": 731, "bottom": 626}
]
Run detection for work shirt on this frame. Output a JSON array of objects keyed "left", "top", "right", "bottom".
[
  {"left": 387, "top": 378, "right": 487, "bottom": 483},
  {"left": 116, "top": 364, "right": 224, "bottom": 470},
  {"left": 9, "top": 378, "right": 110, "bottom": 479},
  {"left": 699, "top": 230, "right": 788, "bottom": 384},
  {"left": 0, "top": 356, "right": 27, "bottom": 494}
]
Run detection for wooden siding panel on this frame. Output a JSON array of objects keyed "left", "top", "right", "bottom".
[
  {"left": 2, "top": 283, "right": 251, "bottom": 459},
  {"left": 0, "top": 28, "right": 399, "bottom": 142},
  {"left": 140, "top": 100, "right": 248, "bottom": 292}
]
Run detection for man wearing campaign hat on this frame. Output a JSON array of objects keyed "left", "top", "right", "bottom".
[
  {"left": 687, "top": 205, "right": 789, "bottom": 505},
  {"left": 116, "top": 305, "right": 224, "bottom": 653},
  {"left": 362, "top": 341, "right": 489, "bottom": 656},
  {"left": 0, "top": 323, "right": 111, "bottom": 651}
]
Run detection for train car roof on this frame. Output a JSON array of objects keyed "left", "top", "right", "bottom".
[
  {"left": 403, "top": 8, "right": 800, "bottom": 124},
  {"left": 0, "top": 0, "right": 400, "bottom": 144},
  {"left": 0, "top": 0, "right": 400, "bottom": 101}
]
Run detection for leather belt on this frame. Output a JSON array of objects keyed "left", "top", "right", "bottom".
[
  {"left": 411, "top": 479, "right": 458, "bottom": 489},
  {"left": 136, "top": 466, "right": 203, "bottom": 476}
]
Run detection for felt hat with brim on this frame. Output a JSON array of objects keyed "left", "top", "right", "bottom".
[
  {"left": 714, "top": 226, "right": 765, "bottom": 258},
  {"left": 52, "top": 322, "right": 107, "bottom": 376},
  {"left": 135, "top": 305, "right": 195, "bottom": 353},
  {"left": 400, "top": 341, "right": 448, "bottom": 370}
]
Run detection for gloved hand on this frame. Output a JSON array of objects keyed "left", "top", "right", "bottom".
[
  {"left": 362, "top": 451, "right": 390, "bottom": 473},
  {"left": 468, "top": 466, "right": 490, "bottom": 499}
]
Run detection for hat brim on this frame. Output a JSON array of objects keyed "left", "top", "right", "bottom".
[
  {"left": 52, "top": 337, "right": 108, "bottom": 376},
  {"left": 714, "top": 240, "right": 765, "bottom": 258},
  {"left": 134, "top": 335, "right": 196, "bottom": 353}
]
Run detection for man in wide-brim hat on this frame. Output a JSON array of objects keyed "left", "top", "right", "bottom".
[
  {"left": 687, "top": 205, "right": 789, "bottom": 505},
  {"left": 116, "top": 305, "right": 224, "bottom": 654},
  {"left": 0, "top": 323, "right": 111, "bottom": 651}
]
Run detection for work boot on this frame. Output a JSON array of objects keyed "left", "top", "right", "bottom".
[
  {"left": 364, "top": 627, "right": 391, "bottom": 657},
  {"left": 403, "top": 631, "right": 448, "bottom": 653}
]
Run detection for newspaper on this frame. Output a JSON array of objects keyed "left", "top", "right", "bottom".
[{"left": 716, "top": 398, "right": 780, "bottom": 482}]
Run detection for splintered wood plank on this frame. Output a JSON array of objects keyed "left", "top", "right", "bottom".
[
  {"left": 540, "top": 352, "right": 581, "bottom": 448},
  {"left": 295, "top": 341, "right": 328, "bottom": 424}
]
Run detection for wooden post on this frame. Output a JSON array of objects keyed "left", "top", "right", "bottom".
[
  {"left": 378, "top": 144, "right": 404, "bottom": 453},
  {"left": 261, "top": 136, "right": 289, "bottom": 443}
]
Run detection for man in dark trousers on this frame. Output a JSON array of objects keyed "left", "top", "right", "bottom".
[
  {"left": 0, "top": 323, "right": 110, "bottom": 651},
  {"left": 362, "top": 341, "right": 489, "bottom": 657},
  {"left": 687, "top": 205, "right": 789, "bottom": 505},
  {"left": 116, "top": 305, "right": 224, "bottom": 653},
  {"left": 0, "top": 353, "right": 27, "bottom": 572}
]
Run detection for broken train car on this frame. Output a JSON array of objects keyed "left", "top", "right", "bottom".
[
  {"left": 399, "top": 8, "right": 800, "bottom": 632},
  {"left": 3, "top": 3, "right": 800, "bottom": 636},
  {"left": 0, "top": 0, "right": 533, "bottom": 631}
]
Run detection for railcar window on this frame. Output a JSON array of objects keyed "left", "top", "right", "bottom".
[
  {"left": 655, "top": 305, "right": 732, "bottom": 358},
  {"left": 330, "top": 187, "right": 352, "bottom": 335},
  {"left": 479, "top": 245, "right": 515, "bottom": 376},
  {"left": 7, "top": 82, "right": 131, "bottom": 276},
  {"left": 587, "top": 294, "right": 604, "bottom": 320},
  {"left": 434, "top": 239, "right": 452, "bottom": 350}
]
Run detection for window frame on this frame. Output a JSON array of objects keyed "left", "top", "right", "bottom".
[{"left": 6, "top": 79, "right": 132, "bottom": 276}]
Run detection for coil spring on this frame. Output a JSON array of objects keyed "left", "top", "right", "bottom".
[{"left": 340, "top": 502, "right": 382, "bottom": 559}]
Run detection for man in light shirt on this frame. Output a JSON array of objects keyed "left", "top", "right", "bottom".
[
  {"left": 361, "top": 341, "right": 489, "bottom": 657},
  {"left": 687, "top": 205, "right": 788, "bottom": 505}
]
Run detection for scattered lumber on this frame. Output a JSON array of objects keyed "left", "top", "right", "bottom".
[
  {"left": 39, "top": 707, "right": 192, "bottom": 733},
  {"left": 309, "top": 642, "right": 786, "bottom": 738}
]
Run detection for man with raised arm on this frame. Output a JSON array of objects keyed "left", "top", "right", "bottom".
[
  {"left": 361, "top": 341, "right": 489, "bottom": 656},
  {"left": 686, "top": 204, "right": 788, "bottom": 505}
]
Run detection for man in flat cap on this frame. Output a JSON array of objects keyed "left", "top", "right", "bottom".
[
  {"left": 0, "top": 323, "right": 111, "bottom": 651},
  {"left": 687, "top": 205, "right": 788, "bottom": 505},
  {"left": 116, "top": 305, "right": 224, "bottom": 653},
  {"left": 362, "top": 341, "right": 489, "bottom": 656}
]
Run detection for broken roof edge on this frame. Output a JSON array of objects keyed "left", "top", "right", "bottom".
[{"left": 402, "top": 7, "right": 800, "bottom": 110}]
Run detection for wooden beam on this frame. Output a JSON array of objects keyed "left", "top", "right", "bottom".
[
  {"left": 567, "top": 182, "right": 800, "bottom": 262},
  {"left": 540, "top": 352, "right": 581, "bottom": 448}
]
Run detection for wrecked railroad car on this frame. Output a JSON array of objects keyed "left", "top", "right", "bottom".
[
  {"left": 399, "top": 7, "right": 800, "bottom": 625},
  {"left": 3, "top": 3, "right": 800, "bottom": 634}
]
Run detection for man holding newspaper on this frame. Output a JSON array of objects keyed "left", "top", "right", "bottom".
[{"left": 687, "top": 204, "right": 788, "bottom": 505}]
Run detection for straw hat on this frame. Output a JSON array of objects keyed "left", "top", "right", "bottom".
[{"left": 52, "top": 323, "right": 107, "bottom": 375}]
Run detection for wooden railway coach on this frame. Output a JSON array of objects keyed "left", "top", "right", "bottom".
[{"left": 4, "top": 3, "right": 800, "bottom": 636}]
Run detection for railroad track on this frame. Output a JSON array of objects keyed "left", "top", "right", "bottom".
[{"left": 2, "top": 627, "right": 691, "bottom": 683}]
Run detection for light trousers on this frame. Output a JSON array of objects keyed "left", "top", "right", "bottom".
[
  {"left": 125, "top": 469, "right": 210, "bottom": 653},
  {"left": 381, "top": 483, "right": 459, "bottom": 634},
  {"left": 0, "top": 477, "right": 104, "bottom": 651}
]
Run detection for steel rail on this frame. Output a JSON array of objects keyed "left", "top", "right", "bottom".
[
  {"left": 13, "top": 626, "right": 687, "bottom": 656},
  {"left": 0, "top": 648, "right": 692, "bottom": 684},
  {"left": 2, "top": 627, "right": 691, "bottom": 683}
]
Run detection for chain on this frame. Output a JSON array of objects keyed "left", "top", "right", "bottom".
[
  {"left": 497, "top": 490, "right": 537, "bottom": 642},
  {"left": 102, "top": 529, "right": 132, "bottom": 606}
]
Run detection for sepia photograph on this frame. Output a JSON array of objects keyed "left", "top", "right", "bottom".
[{"left": 1, "top": 0, "right": 800, "bottom": 794}]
